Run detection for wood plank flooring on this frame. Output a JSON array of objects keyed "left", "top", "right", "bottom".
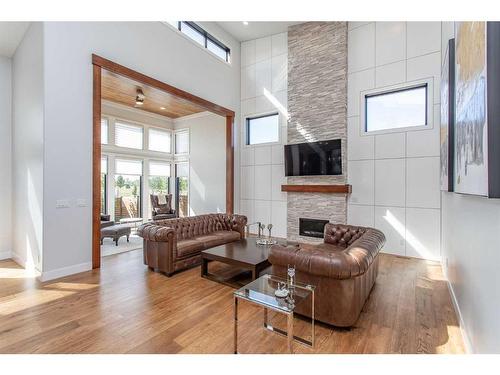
[{"left": 0, "top": 251, "right": 465, "bottom": 354}]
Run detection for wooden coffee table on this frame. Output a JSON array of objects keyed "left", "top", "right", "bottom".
[{"left": 201, "top": 238, "right": 288, "bottom": 288}]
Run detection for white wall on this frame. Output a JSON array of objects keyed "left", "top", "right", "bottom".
[
  {"left": 40, "top": 22, "right": 240, "bottom": 278},
  {"left": 239, "top": 32, "right": 288, "bottom": 237},
  {"left": 347, "top": 22, "right": 442, "bottom": 260},
  {"left": 174, "top": 112, "right": 226, "bottom": 215},
  {"left": 11, "top": 23, "right": 44, "bottom": 270},
  {"left": 440, "top": 22, "right": 500, "bottom": 353},
  {"left": 0, "top": 56, "right": 12, "bottom": 260}
]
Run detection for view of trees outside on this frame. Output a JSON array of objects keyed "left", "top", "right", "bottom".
[
  {"left": 149, "top": 176, "right": 169, "bottom": 195},
  {"left": 115, "top": 174, "right": 141, "bottom": 220},
  {"left": 101, "top": 173, "right": 107, "bottom": 214},
  {"left": 177, "top": 177, "right": 189, "bottom": 217}
]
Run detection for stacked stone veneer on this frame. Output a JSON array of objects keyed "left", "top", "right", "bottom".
[{"left": 287, "top": 22, "right": 348, "bottom": 241}]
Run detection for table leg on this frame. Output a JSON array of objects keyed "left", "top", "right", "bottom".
[
  {"left": 287, "top": 312, "right": 294, "bottom": 354},
  {"left": 201, "top": 258, "right": 208, "bottom": 277},
  {"left": 251, "top": 267, "right": 257, "bottom": 280},
  {"left": 263, "top": 307, "right": 268, "bottom": 327},
  {"left": 234, "top": 296, "right": 238, "bottom": 354}
]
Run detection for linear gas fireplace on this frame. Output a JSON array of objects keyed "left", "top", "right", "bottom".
[{"left": 299, "top": 218, "right": 330, "bottom": 238}]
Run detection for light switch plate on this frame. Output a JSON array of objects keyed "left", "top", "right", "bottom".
[
  {"left": 56, "top": 199, "right": 70, "bottom": 208},
  {"left": 76, "top": 199, "right": 87, "bottom": 207}
]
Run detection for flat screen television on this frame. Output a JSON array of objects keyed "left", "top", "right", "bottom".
[{"left": 284, "top": 139, "right": 342, "bottom": 176}]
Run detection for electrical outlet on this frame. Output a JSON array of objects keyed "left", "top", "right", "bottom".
[
  {"left": 56, "top": 199, "right": 70, "bottom": 208},
  {"left": 76, "top": 199, "right": 87, "bottom": 207}
]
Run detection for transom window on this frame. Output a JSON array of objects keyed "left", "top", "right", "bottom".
[
  {"left": 175, "top": 130, "right": 189, "bottom": 154},
  {"left": 167, "top": 21, "right": 231, "bottom": 63},
  {"left": 365, "top": 84, "right": 428, "bottom": 133},
  {"left": 149, "top": 128, "right": 172, "bottom": 153},
  {"left": 246, "top": 113, "right": 280, "bottom": 145},
  {"left": 115, "top": 122, "right": 143, "bottom": 149}
]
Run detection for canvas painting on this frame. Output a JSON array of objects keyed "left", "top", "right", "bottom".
[
  {"left": 440, "top": 40, "right": 454, "bottom": 191},
  {"left": 454, "top": 22, "right": 488, "bottom": 196}
]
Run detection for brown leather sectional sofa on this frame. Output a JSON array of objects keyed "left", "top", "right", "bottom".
[
  {"left": 269, "top": 223, "right": 385, "bottom": 327},
  {"left": 138, "top": 214, "right": 247, "bottom": 276}
]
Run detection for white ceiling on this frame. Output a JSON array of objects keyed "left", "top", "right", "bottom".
[
  {"left": 217, "top": 22, "right": 302, "bottom": 42},
  {"left": 0, "top": 22, "right": 30, "bottom": 57}
]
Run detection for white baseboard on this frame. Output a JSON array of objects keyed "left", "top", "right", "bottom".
[
  {"left": 39, "top": 262, "right": 92, "bottom": 282},
  {"left": 446, "top": 280, "right": 473, "bottom": 353},
  {"left": 11, "top": 252, "right": 27, "bottom": 268},
  {"left": 0, "top": 250, "right": 11, "bottom": 260}
]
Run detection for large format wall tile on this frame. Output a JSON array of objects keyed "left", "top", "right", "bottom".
[
  {"left": 407, "top": 22, "right": 441, "bottom": 58},
  {"left": 240, "top": 165, "right": 255, "bottom": 199},
  {"left": 241, "top": 40, "right": 256, "bottom": 67},
  {"left": 347, "top": 116, "right": 374, "bottom": 160},
  {"left": 347, "top": 69, "right": 375, "bottom": 117},
  {"left": 347, "top": 204, "right": 375, "bottom": 227},
  {"left": 254, "top": 165, "right": 272, "bottom": 200},
  {"left": 406, "top": 104, "right": 440, "bottom": 157},
  {"left": 406, "top": 157, "right": 440, "bottom": 209},
  {"left": 348, "top": 23, "right": 375, "bottom": 73},
  {"left": 375, "top": 60, "right": 406, "bottom": 87},
  {"left": 375, "top": 22, "right": 406, "bottom": 66},
  {"left": 348, "top": 160, "right": 375, "bottom": 205},
  {"left": 375, "top": 158, "right": 405, "bottom": 207},
  {"left": 375, "top": 206, "right": 406, "bottom": 256},
  {"left": 271, "top": 200, "right": 287, "bottom": 237},
  {"left": 255, "top": 200, "right": 272, "bottom": 225},
  {"left": 406, "top": 51, "right": 441, "bottom": 103},
  {"left": 255, "top": 37, "right": 272, "bottom": 63},
  {"left": 272, "top": 33, "right": 287, "bottom": 57},
  {"left": 375, "top": 132, "right": 406, "bottom": 159}
]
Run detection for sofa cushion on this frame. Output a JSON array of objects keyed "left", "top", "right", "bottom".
[
  {"left": 177, "top": 239, "right": 204, "bottom": 258},
  {"left": 212, "top": 230, "right": 241, "bottom": 242},
  {"left": 195, "top": 231, "right": 240, "bottom": 248}
]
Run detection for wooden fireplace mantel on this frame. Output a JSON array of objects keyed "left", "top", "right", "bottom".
[{"left": 281, "top": 184, "right": 352, "bottom": 194}]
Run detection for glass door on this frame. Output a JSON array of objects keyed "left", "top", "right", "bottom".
[
  {"left": 175, "top": 162, "right": 189, "bottom": 217},
  {"left": 148, "top": 161, "right": 171, "bottom": 219},
  {"left": 114, "top": 159, "right": 143, "bottom": 222}
]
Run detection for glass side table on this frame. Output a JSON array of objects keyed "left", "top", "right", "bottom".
[{"left": 233, "top": 274, "right": 315, "bottom": 354}]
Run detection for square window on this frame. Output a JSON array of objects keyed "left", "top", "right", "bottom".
[
  {"left": 365, "top": 85, "right": 428, "bottom": 133},
  {"left": 149, "top": 128, "right": 172, "bottom": 153},
  {"left": 246, "top": 113, "right": 279, "bottom": 145},
  {"left": 115, "top": 122, "right": 143, "bottom": 149}
]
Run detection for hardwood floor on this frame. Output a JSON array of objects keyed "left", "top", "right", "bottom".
[{"left": 0, "top": 251, "right": 465, "bottom": 354}]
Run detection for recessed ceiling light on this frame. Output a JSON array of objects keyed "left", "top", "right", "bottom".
[
  {"left": 242, "top": 21, "right": 249, "bottom": 26},
  {"left": 160, "top": 107, "right": 166, "bottom": 110},
  {"left": 135, "top": 88, "right": 145, "bottom": 106}
]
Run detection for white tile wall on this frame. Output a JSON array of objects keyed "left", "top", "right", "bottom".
[
  {"left": 375, "top": 22, "right": 406, "bottom": 66},
  {"left": 347, "top": 22, "right": 442, "bottom": 260},
  {"left": 238, "top": 32, "right": 288, "bottom": 238},
  {"left": 375, "top": 158, "right": 406, "bottom": 207},
  {"left": 348, "top": 23, "right": 375, "bottom": 73}
]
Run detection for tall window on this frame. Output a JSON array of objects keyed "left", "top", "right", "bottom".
[
  {"left": 365, "top": 84, "right": 428, "bottom": 133},
  {"left": 175, "top": 130, "right": 189, "bottom": 154},
  {"left": 101, "top": 118, "right": 109, "bottom": 144},
  {"left": 114, "top": 159, "right": 143, "bottom": 221},
  {"left": 175, "top": 163, "right": 189, "bottom": 218},
  {"left": 246, "top": 113, "right": 279, "bottom": 145},
  {"left": 149, "top": 128, "right": 172, "bottom": 153},
  {"left": 115, "top": 122, "right": 143, "bottom": 149},
  {"left": 101, "top": 157, "right": 108, "bottom": 214},
  {"left": 167, "top": 21, "right": 231, "bottom": 63}
]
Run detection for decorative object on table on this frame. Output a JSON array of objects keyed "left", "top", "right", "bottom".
[
  {"left": 255, "top": 238, "right": 278, "bottom": 246},
  {"left": 441, "top": 38, "right": 455, "bottom": 192},
  {"left": 259, "top": 223, "right": 266, "bottom": 238},
  {"left": 233, "top": 274, "right": 315, "bottom": 354},
  {"left": 245, "top": 221, "right": 262, "bottom": 238},
  {"left": 274, "top": 281, "right": 289, "bottom": 298},
  {"left": 267, "top": 223, "right": 273, "bottom": 239},
  {"left": 453, "top": 22, "right": 500, "bottom": 197},
  {"left": 287, "top": 264, "right": 296, "bottom": 289}
]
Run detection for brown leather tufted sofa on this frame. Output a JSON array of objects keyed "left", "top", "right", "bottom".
[
  {"left": 138, "top": 214, "right": 247, "bottom": 276},
  {"left": 269, "top": 223, "right": 385, "bottom": 327}
]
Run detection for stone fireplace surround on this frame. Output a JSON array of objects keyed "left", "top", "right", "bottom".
[{"left": 286, "top": 22, "right": 348, "bottom": 242}]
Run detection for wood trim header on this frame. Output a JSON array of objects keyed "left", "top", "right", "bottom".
[{"left": 92, "top": 54, "right": 235, "bottom": 118}]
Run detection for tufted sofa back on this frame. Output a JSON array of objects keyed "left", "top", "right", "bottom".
[
  {"left": 153, "top": 214, "right": 242, "bottom": 240},
  {"left": 324, "top": 224, "right": 367, "bottom": 248}
]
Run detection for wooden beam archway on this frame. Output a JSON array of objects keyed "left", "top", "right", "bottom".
[{"left": 92, "top": 54, "right": 235, "bottom": 269}]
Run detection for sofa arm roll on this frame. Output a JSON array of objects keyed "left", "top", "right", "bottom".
[
  {"left": 137, "top": 223, "right": 175, "bottom": 242},
  {"left": 229, "top": 214, "right": 247, "bottom": 238}
]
